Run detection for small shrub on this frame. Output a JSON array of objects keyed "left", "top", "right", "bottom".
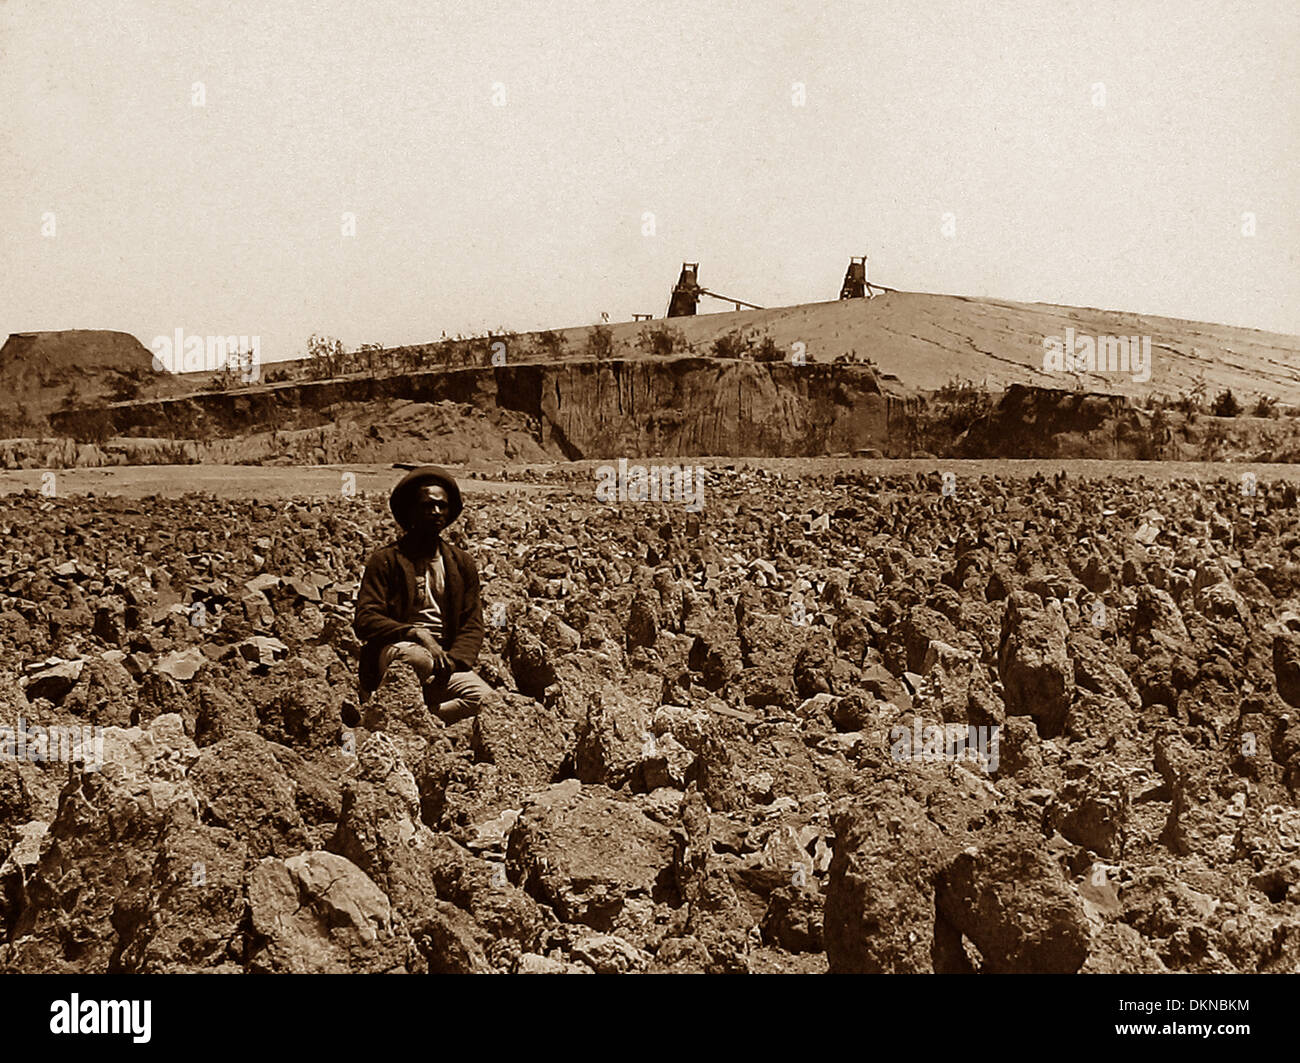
[
  {"left": 410, "top": 343, "right": 443, "bottom": 371},
  {"left": 436, "top": 340, "right": 465, "bottom": 369},
  {"left": 356, "top": 342, "right": 386, "bottom": 376},
  {"left": 1176, "top": 372, "right": 1209, "bottom": 418},
  {"left": 537, "top": 330, "right": 568, "bottom": 360},
  {"left": 202, "top": 346, "right": 257, "bottom": 391},
  {"left": 460, "top": 335, "right": 491, "bottom": 367},
  {"left": 1210, "top": 389, "right": 1242, "bottom": 418},
  {"left": 636, "top": 322, "right": 688, "bottom": 358},
  {"left": 306, "top": 334, "right": 346, "bottom": 379},
  {"left": 711, "top": 329, "right": 750, "bottom": 359},
  {"left": 752, "top": 334, "right": 783, "bottom": 363},
  {"left": 1253, "top": 394, "right": 1279, "bottom": 418},
  {"left": 586, "top": 324, "right": 614, "bottom": 361},
  {"left": 1137, "top": 406, "right": 1170, "bottom": 461},
  {"left": 897, "top": 378, "right": 995, "bottom": 456},
  {"left": 511, "top": 337, "right": 540, "bottom": 363}
]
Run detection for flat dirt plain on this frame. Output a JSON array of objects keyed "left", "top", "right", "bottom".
[{"left": 9, "top": 457, "right": 1300, "bottom": 499}]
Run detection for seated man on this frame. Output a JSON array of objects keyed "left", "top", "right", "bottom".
[{"left": 352, "top": 465, "right": 491, "bottom": 721}]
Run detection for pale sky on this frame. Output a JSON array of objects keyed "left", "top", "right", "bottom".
[{"left": 2, "top": 0, "right": 1297, "bottom": 364}]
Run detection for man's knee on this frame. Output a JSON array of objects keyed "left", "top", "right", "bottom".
[
  {"left": 381, "top": 641, "right": 436, "bottom": 676},
  {"left": 447, "top": 669, "right": 491, "bottom": 706},
  {"left": 393, "top": 641, "right": 437, "bottom": 667},
  {"left": 425, "top": 670, "right": 492, "bottom": 717}
]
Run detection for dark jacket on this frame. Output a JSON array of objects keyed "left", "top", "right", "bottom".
[{"left": 353, "top": 532, "right": 484, "bottom": 694}]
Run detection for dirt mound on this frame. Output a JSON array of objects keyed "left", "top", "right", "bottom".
[
  {"left": 0, "top": 331, "right": 159, "bottom": 425},
  {"left": 3, "top": 466, "right": 1300, "bottom": 972}
]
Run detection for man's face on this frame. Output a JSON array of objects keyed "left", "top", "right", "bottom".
[{"left": 411, "top": 483, "right": 450, "bottom": 535}]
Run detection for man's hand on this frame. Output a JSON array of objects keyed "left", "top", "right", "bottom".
[{"left": 410, "top": 628, "right": 452, "bottom": 684}]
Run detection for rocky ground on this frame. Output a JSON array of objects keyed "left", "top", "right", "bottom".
[{"left": 2, "top": 464, "right": 1300, "bottom": 973}]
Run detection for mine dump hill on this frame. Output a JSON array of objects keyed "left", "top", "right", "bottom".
[
  {"left": 519, "top": 291, "right": 1300, "bottom": 404},
  {"left": 13, "top": 292, "right": 1300, "bottom": 468}
]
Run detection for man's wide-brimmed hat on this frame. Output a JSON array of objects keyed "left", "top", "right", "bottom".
[{"left": 389, "top": 465, "right": 464, "bottom": 530}]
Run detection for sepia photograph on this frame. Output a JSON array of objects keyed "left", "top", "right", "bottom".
[{"left": 1, "top": 0, "right": 1297, "bottom": 1043}]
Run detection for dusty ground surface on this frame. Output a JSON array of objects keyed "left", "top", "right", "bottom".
[
  {"left": 10, "top": 457, "right": 1300, "bottom": 500},
  {"left": 2, "top": 458, "right": 1300, "bottom": 972},
  {"left": 0, "top": 463, "right": 561, "bottom": 500}
]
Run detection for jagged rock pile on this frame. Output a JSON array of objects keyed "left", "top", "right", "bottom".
[{"left": 2, "top": 467, "right": 1300, "bottom": 972}]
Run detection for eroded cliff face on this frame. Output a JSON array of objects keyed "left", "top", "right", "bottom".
[
  {"left": 955, "top": 384, "right": 1300, "bottom": 463},
  {"left": 51, "top": 358, "right": 906, "bottom": 460},
  {"left": 957, "top": 385, "right": 1146, "bottom": 459},
  {"left": 532, "top": 359, "right": 895, "bottom": 458}
]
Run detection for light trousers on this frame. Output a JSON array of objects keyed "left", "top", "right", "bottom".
[{"left": 368, "top": 640, "right": 491, "bottom": 719}]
